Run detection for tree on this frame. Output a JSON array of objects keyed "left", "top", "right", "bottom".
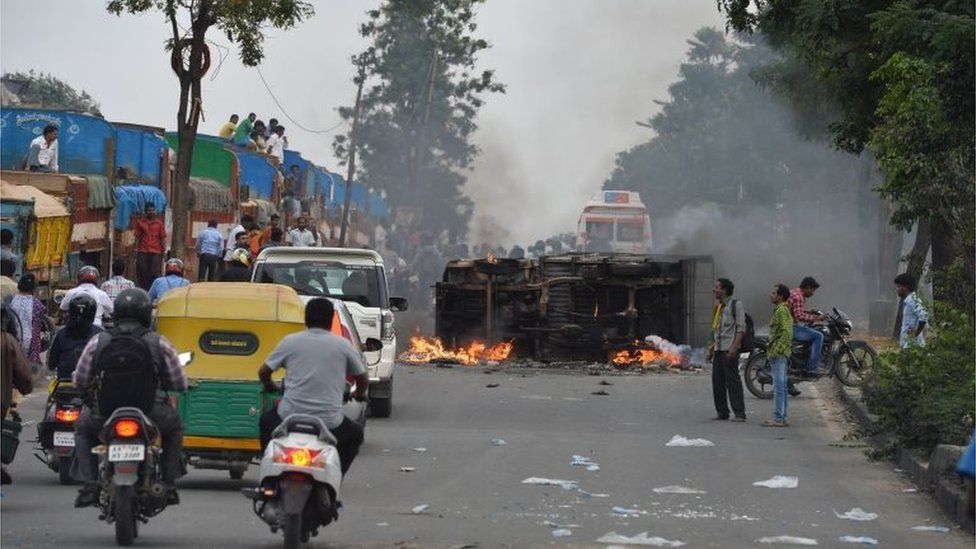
[
  {"left": 334, "top": 0, "right": 504, "bottom": 239},
  {"left": 2, "top": 71, "right": 102, "bottom": 115},
  {"left": 107, "top": 0, "right": 313, "bottom": 258}
]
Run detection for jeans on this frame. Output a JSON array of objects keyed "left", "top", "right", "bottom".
[
  {"left": 793, "top": 325, "right": 824, "bottom": 373},
  {"left": 711, "top": 350, "right": 746, "bottom": 419},
  {"left": 260, "top": 408, "right": 364, "bottom": 475},
  {"left": 770, "top": 355, "right": 789, "bottom": 422},
  {"left": 71, "top": 402, "right": 184, "bottom": 486},
  {"left": 197, "top": 253, "right": 220, "bottom": 282}
]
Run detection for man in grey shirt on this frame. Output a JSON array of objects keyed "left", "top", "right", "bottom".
[
  {"left": 707, "top": 278, "right": 747, "bottom": 421},
  {"left": 258, "top": 298, "right": 369, "bottom": 473}
]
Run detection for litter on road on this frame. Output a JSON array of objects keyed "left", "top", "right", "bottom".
[
  {"left": 652, "top": 485, "right": 706, "bottom": 495},
  {"left": 571, "top": 454, "right": 601, "bottom": 471},
  {"left": 666, "top": 434, "right": 714, "bottom": 447},
  {"left": 577, "top": 489, "right": 611, "bottom": 498},
  {"left": 596, "top": 531, "right": 686, "bottom": 547},
  {"left": 491, "top": 438, "right": 507, "bottom": 446},
  {"left": 410, "top": 504, "right": 430, "bottom": 514},
  {"left": 543, "top": 520, "right": 581, "bottom": 528},
  {"left": 551, "top": 528, "right": 573, "bottom": 537},
  {"left": 399, "top": 467, "right": 416, "bottom": 472},
  {"left": 753, "top": 475, "right": 799, "bottom": 489},
  {"left": 756, "top": 535, "right": 819, "bottom": 545},
  {"left": 611, "top": 506, "right": 648, "bottom": 516},
  {"left": 833, "top": 507, "right": 878, "bottom": 521},
  {"left": 412, "top": 447, "right": 428, "bottom": 453},
  {"left": 911, "top": 525, "right": 951, "bottom": 533},
  {"left": 839, "top": 535, "right": 879, "bottom": 545},
  {"left": 521, "top": 477, "right": 579, "bottom": 491}
]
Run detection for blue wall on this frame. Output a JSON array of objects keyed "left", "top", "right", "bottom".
[
  {"left": 114, "top": 126, "right": 167, "bottom": 185},
  {"left": 1, "top": 108, "right": 113, "bottom": 175}
]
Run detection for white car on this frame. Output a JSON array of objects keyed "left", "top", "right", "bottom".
[{"left": 251, "top": 247, "right": 407, "bottom": 417}]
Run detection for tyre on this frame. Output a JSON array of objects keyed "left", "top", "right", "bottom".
[
  {"left": 58, "top": 456, "right": 73, "bottom": 485},
  {"left": 282, "top": 512, "right": 302, "bottom": 549},
  {"left": 114, "top": 485, "right": 137, "bottom": 546},
  {"left": 369, "top": 397, "right": 392, "bottom": 418},
  {"left": 835, "top": 340, "right": 878, "bottom": 387},
  {"left": 743, "top": 353, "right": 774, "bottom": 399},
  {"left": 229, "top": 468, "right": 245, "bottom": 480}
]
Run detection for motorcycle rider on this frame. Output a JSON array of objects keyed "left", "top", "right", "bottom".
[
  {"left": 257, "top": 298, "right": 368, "bottom": 474},
  {"left": 148, "top": 258, "right": 191, "bottom": 305},
  {"left": 60, "top": 266, "right": 114, "bottom": 327},
  {"left": 1, "top": 302, "right": 33, "bottom": 484},
  {"left": 71, "top": 288, "right": 187, "bottom": 508},
  {"left": 48, "top": 293, "right": 103, "bottom": 381},
  {"left": 788, "top": 276, "right": 827, "bottom": 379}
]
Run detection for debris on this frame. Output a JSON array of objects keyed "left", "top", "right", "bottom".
[
  {"left": 753, "top": 475, "right": 799, "bottom": 489},
  {"left": 551, "top": 529, "right": 573, "bottom": 538},
  {"left": 577, "top": 488, "right": 610, "bottom": 498},
  {"left": 486, "top": 383, "right": 500, "bottom": 388},
  {"left": 399, "top": 467, "right": 416, "bottom": 473},
  {"left": 543, "top": 521, "right": 581, "bottom": 528},
  {"left": 491, "top": 438, "right": 507, "bottom": 446},
  {"left": 521, "top": 477, "right": 578, "bottom": 491},
  {"left": 834, "top": 508, "right": 878, "bottom": 521},
  {"left": 611, "top": 506, "right": 648, "bottom": 516},
  {"left": 599, "top": 379, "right": 614, "bottom": 385},
  {"left": 410, "top": 504, "right": 430, "bottom": 514},
  {"left": 666, "top": 435, "right": 714, "bottom": 447},
  {"left": 376, "top": 522, "right": 389, "bottom": 527},
  {"left": 755, "top": 536, "right": 818, "bottom": 545},
  {"left": 591, "top": 389, "right": 610, "bottom": 396},
  {"left": 571, "top": 454, "right": 600, "bottom": 471},
  {"left": 596, "top": 531, "right": 685, "bottom": 547},
  {"left": 910, "top": 525, "right": 950, "bottom": 533},
  {"left": 839, "top": 536, "right": 879, "bottom": 545},
  {"left": 730, "top": 514, "right": 760, "bottom": 521},
  {"left": 450, "top": 544, "right": 479, "bottom": 549},
  {"left": 652, "top": 485, "right": 706, "bottom": 495},
  {"left": 902, "top": 488, "right": 917, "bottom": 493},
  {"left": 413, "top": 447, "right": 428, "bottom": 453}
]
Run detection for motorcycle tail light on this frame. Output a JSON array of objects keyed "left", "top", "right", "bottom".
[
  {"left": 114, "top": 419, "right": 141, "bottom": 438},
  {"left": 55, "top": 408, "right": 80, "bottom": 423},
  {"left": 274, "top": 446, "right": 324, "bottom": 468}
]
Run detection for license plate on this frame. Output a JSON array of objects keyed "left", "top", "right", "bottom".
[
  {"left": 108, "top": 444, "right": 145, "bottom": 462},
  {"left": 53, "top": 431, "right": 75, "bottom": 447}
]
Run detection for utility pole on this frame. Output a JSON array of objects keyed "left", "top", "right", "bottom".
[
  {"left": 338, "top": 66, "right": 365, "bottom": 247},
  {"left": 411, "top": 44, "right": 439, "bottom": 204}
]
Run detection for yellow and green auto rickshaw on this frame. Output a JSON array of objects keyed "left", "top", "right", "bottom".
[{"left": 155, "top": 282, "right": 304, "bottom": 479}]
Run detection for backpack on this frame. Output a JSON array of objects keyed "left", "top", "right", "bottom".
[
  {"left": 731, "top": 299, "right": 756, "bottom": 353},
  {"left": 92, "top": 328, "right": 162, "bottom": 416}
]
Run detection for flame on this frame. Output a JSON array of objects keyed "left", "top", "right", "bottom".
[
  {"left": 486, "top": 253, "right": 497, "bottom": 264},
  {"left": 400, "top": 336, "right": 514, "bottom": 365},
  {"left": 610, "top": 341, "right": 683, "bottom": 368}
]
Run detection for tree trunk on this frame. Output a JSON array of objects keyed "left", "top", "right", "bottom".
[
  {"left": 339, "top": 75, "right": 365, "bottom": 247},
  {"left": 905, "top": 217, "right": 931, "bottom": 286}
]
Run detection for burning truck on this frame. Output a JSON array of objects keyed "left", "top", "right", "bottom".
[{"left": 401, "top": 253, "right": 714, "bottom": 367}]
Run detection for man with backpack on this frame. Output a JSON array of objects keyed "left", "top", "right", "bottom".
[
  {"left": 70, "top": 288, "right": 187, "bottom": 508},
  {"left": 707, "top": 278, "right": 749, "bottom": 422}
]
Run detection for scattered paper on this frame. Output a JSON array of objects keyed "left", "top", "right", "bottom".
[
  {"left": 756, "top": 536, "right": 818, "bottom": 545},
  {"left": 543, "top": 521, "right": 581, "bottom": 528},
  {"left": 911, "top": 525, "right": 950, "bottom": 533},
  {"left": 839, "top": 536, "right": 878, "bottom": 545},
  {"left": 571, "top": 454, "right": 601, "bottom": 471},
  {"left": 597, "top": 531, "right": 685, "bottom": 547},
  {"left": 521, "top": 477, "right": 578, "bottom": 491},
  {"left": 376, "top": 522, "right": 389, "bottom": 527},
  {"left": 834, "top": 508, "right": 878, "bottom": 521},
  {"left": 652, "top": 485, "right": 706, "bottom": 495},
  {"left": 551, "top": 529, "right": 573, "bottom": 538},
  {"left": 753, "top": 475, "right": 799, "bottom": 489},
  {"left": 666, "top": 435, "right": 714, "bottom": 447},
  {"left": 577, "top": 489, "right": 610, "bottom": 498},
  {"left": 730, "top": 514, "right": 760, "bottom": 521},
  {"left": 491, "top": 438, "right": 507, "bottom": 446},
  {"left": 611, "top": 506, "right": 648, "bottom": 516},
  {"left": 412, "top": 447, "right": 427, "bottom": 453},
  {"left": 399, "top": 467, "right": 416, "bottom": 473},
  {"left": 902, "top": 488, "right": 917, "bottom": 493},
  {"left": 410, "top": 504, "right": 429, "bottom": 514}
]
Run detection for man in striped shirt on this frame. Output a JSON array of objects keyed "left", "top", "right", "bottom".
[
  {"left": 100, "top": 259, "right": 136, "bottom": 300},
  {"left": 788, "top": 277, "right": 827, "bottom": 378}
]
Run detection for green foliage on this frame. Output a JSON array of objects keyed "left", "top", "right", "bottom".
[
  {"left": 3, "top": 71, "right": 101, "bottom": 115},
  {"left": 863, "top": 302, "right": 976, "bottom": 454},
  {"left": 335, "top": 0, "right": 504, "bottom": 238}
]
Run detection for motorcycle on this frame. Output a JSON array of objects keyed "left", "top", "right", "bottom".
[
  {"left": 743, "top": 307, "right": 878, "bottom": 399},
  {"left": 35, "top": 380, "right": 85, "bottom": 484},
  {"left": 243, "top": 414, "right": 344, "bottom": 549}
]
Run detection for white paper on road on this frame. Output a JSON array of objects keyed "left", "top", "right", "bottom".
[
  {"left": 572, "top": 454, "right": 601, "bottom": 471},
  {"left": 577, "top": 488, "right": 610, "bottom": 498},
  {"left": 756, "top": 535, "right": 818, "bottom": 545},
  {"left": 410, "top": 504, "right": 429, "bottom": 514},
  {"left": 597, "top": 531, "right": 685, "bottom": 547},
  {"left": 753, "top": 475, "right": 799, "bottom": 489},
  {"left": 652, "top": 485, "right": 707, "bottom": 495},
  {"left": 665, "top": 434, "right": 714, "bottom": 447},
  {"left": 839, "top": 536, "right": 879, "bottom": 545},
  {"left": 834, "top": 507, "right": 878, "bottom": 521},
  {"left": 911, "top": 525, "right": 950, "bottom": 533},
  {"left": 521, "top": 477, "right": 579, "bottom": 490},
  {"left": 611, "top": 506, "right": 648, "bottom": 516},
  {"left": 551, "top": 528, "right": 573, "bottom": 537},
  {"left": 543, "top": 520, "right": 581, "bottom": 528},
  {"left": 412, "top": 447, "right": 427, "bottom": 452},
  {"left": 399, "top": 467, "right": 416, "bottom": 472},
  {"left": 491, "top": 438, "right": 507, "bottom": 446}
]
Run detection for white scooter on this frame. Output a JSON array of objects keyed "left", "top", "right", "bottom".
[{"left": 242, "top": 414, "right": 343, "bottom": 549}]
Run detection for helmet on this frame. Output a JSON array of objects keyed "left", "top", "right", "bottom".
[
  {"left": 77, "top": 265, "right": 100, "bottom": 285},
  {"left": 114, "top": 288, "right": 152, "bottom": 328},
  {"left": 164, "top": 258, "right": 184, "bottom": 276},
  {"left": 67, "top": 293, "right": 97, "bottom": 324},
  {"left": 231, "top": 248, "right": 251, "bottom": 267}
]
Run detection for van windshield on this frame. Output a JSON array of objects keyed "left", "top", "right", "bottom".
[{"left": 254, "top": 261, "right": 386, "bottom": 308}]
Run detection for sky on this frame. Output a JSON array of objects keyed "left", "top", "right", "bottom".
[{"left": 0, "top": 0, "right": 724, "bottom": 246}]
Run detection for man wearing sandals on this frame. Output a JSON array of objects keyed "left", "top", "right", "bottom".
[{"left": 763, "top": 284, "right": 793, "bottom": 427}]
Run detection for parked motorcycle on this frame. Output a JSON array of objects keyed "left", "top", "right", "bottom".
[
  {"left": 243, "top": 414, "right": 344, "bottom": 549},
  {"left": 744, "top": 308, "right": 878, "bottom": 399},
  {"left": 35, "top": 380, "right": 85, "bottom": 484}
]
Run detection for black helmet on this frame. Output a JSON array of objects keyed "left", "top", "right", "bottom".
[
  {"left": 67, "top": 293, "right": 98, "bottom": 324},
  {"left": 114, "top": 288, "right": 152, "bottom": 328}
]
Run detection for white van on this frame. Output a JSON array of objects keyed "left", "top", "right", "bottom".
[{"left": 250, "top": 247, "right": 407, "bottom": 417}]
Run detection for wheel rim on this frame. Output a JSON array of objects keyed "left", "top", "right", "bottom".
[
  {"left": 839, "top": 346, "right": 875, "bottom": 384},
  {"left": 746, "top": 358, "right": 774, "bottom": 398}
]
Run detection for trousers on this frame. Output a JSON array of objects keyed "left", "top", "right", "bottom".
[
  {"left": 793, "top": 325, "right": 824, "bottom": 373},
  {"left": 712, "top": 350, "right": 746, "bottom": 419},
  {"left": 259, "top": 408, "right": 363, "bottom": 475},
  {"left": 197, "top": 253, "right": 220, "bottom": 282},
  {"left": 770, "top": 355, "right": 789, "bottom": 422},
  {"left": 136, "top": 252, "right": 162, "bottom": 291}
]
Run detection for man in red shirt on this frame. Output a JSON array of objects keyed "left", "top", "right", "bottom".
[
  {"left": 133, "top": 204, "right": 167, "bottom": 290},
  {"left": 788, "top": 276, "right": 827, "bottom": 378}
]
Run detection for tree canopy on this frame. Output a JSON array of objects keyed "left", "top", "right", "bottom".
[{"left": 2, "top": 70, "right": 102, "bottom": 116}]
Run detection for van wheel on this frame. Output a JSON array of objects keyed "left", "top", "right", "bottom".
[{"left": 370, "top": 397, "right": 392, "bottom": 418}]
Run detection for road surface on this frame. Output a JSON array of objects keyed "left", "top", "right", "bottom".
[{"left": 2, "top": 365, "right": 970, "bottom": 548}]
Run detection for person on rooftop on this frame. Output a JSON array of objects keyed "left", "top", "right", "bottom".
[
  {"left": 219, "top": 114, "right": 239, "bottom": 139},
  {"left": 23, "top": 124, "right": 59, "bottom": 173},
  {"left": 233, "top": 112, "right": 256, "bottom": 147}
]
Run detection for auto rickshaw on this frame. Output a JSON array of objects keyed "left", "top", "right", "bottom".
[{"left": 156, "top": 282, "right": 305, "bottom": 479}]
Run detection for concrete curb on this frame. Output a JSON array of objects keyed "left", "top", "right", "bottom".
[{"left": 832, "top": 378, "right": 973, "bottom": 532}]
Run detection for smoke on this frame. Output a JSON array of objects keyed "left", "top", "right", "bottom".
[{"left": 645, "top": 334, "right": 708, "bottom": 368}]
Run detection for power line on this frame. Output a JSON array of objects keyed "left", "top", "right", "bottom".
[{"left": 255, "top": 66, "right": 347, "bottom": 134}]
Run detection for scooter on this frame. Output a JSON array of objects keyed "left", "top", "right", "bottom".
[
  {"left": 35, "top": 380, "right": 85, "bottom": 484},
  {"left": 243, "top": 414, "right": 344, "bottom": 549}
]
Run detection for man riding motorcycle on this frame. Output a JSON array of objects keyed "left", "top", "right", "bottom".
[
  {"left": 788, "top": 276, "right": 827, "bottom": 379},
  {"left": 48, "top": 293, "right": 102, "bottom": 380},
  {"left": 71, "top": 288, "right": 187, "bottom": 507},
  {"left": 59, "top": 265, "right": 114, "bottom": 327}
]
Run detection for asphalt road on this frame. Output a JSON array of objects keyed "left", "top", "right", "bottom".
[{"left": 2, "top": 365, "right": 971, "bottom": 548}]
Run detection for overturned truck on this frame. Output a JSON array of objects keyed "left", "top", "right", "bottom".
[{"left": 435, "top": 253, "right": 714, "bottom": 362}]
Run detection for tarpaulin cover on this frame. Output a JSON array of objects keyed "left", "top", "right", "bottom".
[
  {"left": 114, "top": 185, "right": 166, "bottom": 231},
  {"left": 84, "top": 175, "right": 116, "bottom": 209},
  {"left": 189, "top": 177, "right": 232, "bottom": 212},
  {"left": 350, "top": 182, "right": 367, "bottom": 209}
]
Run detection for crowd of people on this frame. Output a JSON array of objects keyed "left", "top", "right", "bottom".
[{"left": 217, "top": 112, "right": 286, "bottom": 165}]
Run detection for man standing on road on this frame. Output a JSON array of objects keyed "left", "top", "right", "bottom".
[
  {"left": 894, "top": 273, "right": 927, "bottom": 348},
  {"left": 195, "top": 220, "right": 224, "bottom": 282},
  {"left": 763, "top": 284, "right": 793, "bottom": 427},
  {"left": 133, "top": 203, "right": 167, "bottom": 290},
  {"left": 708, "top": 278, "right": 747, "bottom": 422},
  {"left": 258, "top": 298, "right": 368, "bottom": 474},
  {"left": 788, "top": 277, "right": 827, "bottom": 378},
  {"left": 287, "top": 216, "right": 317, "bottom": 247}
]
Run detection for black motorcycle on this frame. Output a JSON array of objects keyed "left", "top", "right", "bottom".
[
  {"left": 744, "top": 308, "right": 878, "bottom": 399},
  {"left": 35, "top": 380, "right": 85, "bottom": 484}
]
